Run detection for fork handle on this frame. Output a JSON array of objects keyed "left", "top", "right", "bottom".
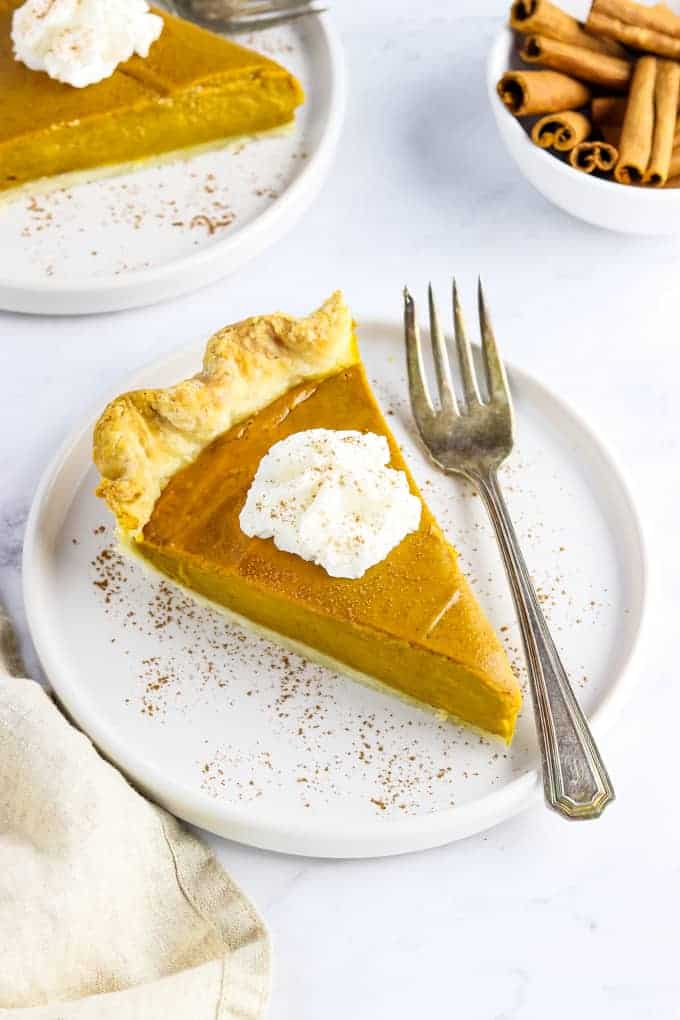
[{"left": 474, "top": 470, "right": 615, "bottom": 820}]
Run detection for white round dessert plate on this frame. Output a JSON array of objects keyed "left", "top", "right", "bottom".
[
  {"left": 488, "top": 0, "right": 680, "bottom": 234},
  {"left": 0, "top": 15, "right": 344, "bottom": 315},
  {"left": 23, "top": 318, "right": 647, "bottom": 857}
]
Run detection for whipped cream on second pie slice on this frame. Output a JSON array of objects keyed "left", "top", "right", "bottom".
[{"left": 12, "top": 0, "right": 163, "bottom": 87}]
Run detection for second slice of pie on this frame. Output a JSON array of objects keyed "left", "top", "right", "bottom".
[
  {"left": 93, "top": 293, "right": 522, "bottom": 741},
  {"left": 1, "top": 0, "right": 304, "bottom": 194}
]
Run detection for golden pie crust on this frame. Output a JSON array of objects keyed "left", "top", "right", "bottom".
[{"left": 94, "top": 292, "right": 354, "bottom": 537}]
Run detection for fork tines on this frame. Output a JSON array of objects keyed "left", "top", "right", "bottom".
[{"left": 404, "top": 279, "right": 511, "bottom": 418}]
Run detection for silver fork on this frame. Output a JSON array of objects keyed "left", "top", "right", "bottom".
[
  {"left": 166, "top": 0, "right": 326, "bottom": 32},
  {"left": 404, "top": 280, "right": 615, "bottom": 820}
]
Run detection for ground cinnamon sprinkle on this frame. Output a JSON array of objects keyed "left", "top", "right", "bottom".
[
  {"left": 89, "top": 530, "right": 473, "bottom": 811},
  {"left": 13, "top": 128, "right": 312, "bottom": 282},
  {"left": 85, "top": 418, "right": 612, "bottom": 814},
  {"left": 189, "top": 212, "right": 235, "bottom": 235}
]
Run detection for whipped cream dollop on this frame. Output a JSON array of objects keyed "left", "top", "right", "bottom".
[
  {"left": 239, "top": 429, "right": 422, "bottom": 580},
  {"left": 12, "top": 0, "right": 163, "bottom": 88}
]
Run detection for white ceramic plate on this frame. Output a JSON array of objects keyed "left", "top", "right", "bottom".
[
  {"left": 23, "top": 318, "right": 647, "bottom": 857},
  {"left": 0, "top": 15, "right": 344, "bottom": 315}
]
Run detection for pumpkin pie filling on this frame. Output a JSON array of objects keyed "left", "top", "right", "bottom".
[
  {"left": 0, "top": 0, "right": 304, "bottom": 192},
  {"left": 94, "top": 294, "right": 522, "bottom": 742}
]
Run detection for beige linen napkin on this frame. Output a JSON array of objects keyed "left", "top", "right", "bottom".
[{"left": 0, "top": 612, "right": 270, "bottom": 1019}]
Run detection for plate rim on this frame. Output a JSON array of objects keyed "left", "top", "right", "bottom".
[
  {"left": 22, "top": 319, "right": 649, "bottom": 857},
  {"left": 0, "top": 13, "right": 346, "bottom": 316}
]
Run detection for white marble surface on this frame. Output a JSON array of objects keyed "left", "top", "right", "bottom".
[{"left": 1, "top": 1, "right": 678, "bottom": 1016}]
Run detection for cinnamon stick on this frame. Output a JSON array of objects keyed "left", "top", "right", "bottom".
[
  {"left": 613, "top": 55, "right": 679, "bottom": 184},
  {"left": 569, "top": 140, "right": 619, "bottom": 172},
  {"left": 592, "top": 94, "right": 680, "bottom": 151},
  {"left": 510, "top": 0, "right": 627, "bottom": 57},
  {"left": 591, "top": 95, "right": 627, "bottom": 143},
  {"left": 496, "top": 69, "right": 592, "bottom": 115},
  {"left": 644, "top": 59, "right": 680, "bottom": 184},
  {"left": 591, "top": 95, "right": 627, "bottom": 125},
  {"left": 519, "top": 34, "right": 632, "bottom": 90},
  {"left": 587, "top": 0, "right": 680, "bottom": 61},
  {"left": 531, "top": 110, "right": 592, "bottom": 150},
  {"left": 666, "top": 142, "right": 680, "bottom": 180},
  {"left": 615, "top": 56, "right": 656, "bottom": 183},
  {"left": 612, "top": 123, "right": 680, "bottom": 150}
]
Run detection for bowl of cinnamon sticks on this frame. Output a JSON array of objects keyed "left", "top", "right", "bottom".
[{"left": 488, "top": 0, "right": 680, "bottom": 233}]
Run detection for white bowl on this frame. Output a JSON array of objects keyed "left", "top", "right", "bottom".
[{"left": 487, "top": 26, "right": 680, "bottom": 235}]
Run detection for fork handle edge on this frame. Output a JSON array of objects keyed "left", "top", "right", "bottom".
[{"left": 474, "top": 471, "right": 615, "bottom": 820}]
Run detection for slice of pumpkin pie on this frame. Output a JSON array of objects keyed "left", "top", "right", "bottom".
[
  {"left": 93, "top": 293, "right": 521, "bottom": 741},
  {"left": 0, "top": 0, "right": 304, "bottom": 193}
]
